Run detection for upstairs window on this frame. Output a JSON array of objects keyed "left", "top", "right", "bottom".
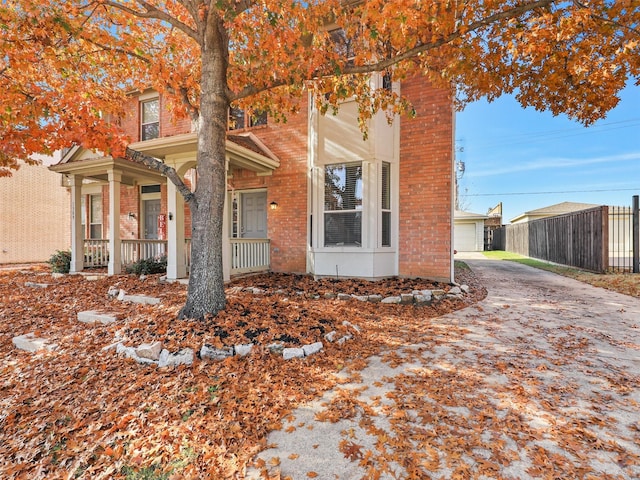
[
  {"left": 324, "top": 163, "right": 362, "bottom": 246},
  {"left": 141, "top": 98, "right": 160, "bottom": 140},
  {"left": 229, "top": 107, "right": 267, "bottom": 130}
]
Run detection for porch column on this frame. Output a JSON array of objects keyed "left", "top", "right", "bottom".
[
  {"left": 223, "top": 160, "right": 231, "bottom": 281},
  {"left": 167, "top": 179, "right": 187, "bottom": 279},
  {"left": 108, "top": 169, "right": 122, "bottom": 275},
  {"left": 69, "top": 175, "right": 84, "bottom": 273}
]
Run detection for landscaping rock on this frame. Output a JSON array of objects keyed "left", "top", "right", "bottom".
[
  {"left": 352, "top": 295, "right": 368, "bottom": 302},
  {"left": 337, "top": 293, "right": 351, "bottom": 301},
  {"left": 77, "top": 310, "right": 117, "bottom": 325},
  {"left": 158, "top": 348, "right": 194, "bottom": 368},
  {"left": 51, "top": 273, "right": 64, "bottom": 279},
  {"left": 234, "top": 343, "right": 254, "bottom": 357},
  {"left": 460, "top": 284, "right": 470, "bottom": 294},
  {"left": 337, "top": 334, "right": 353, "bottom": 345},
  {"left": 107, "top": 286, "right": 119, "bottom": 298},
  {"left": 414, "top": 294, "right": 432, "bottom": 305},
  {"left": 25, "top": 282, "right": 50, "bottom": 289},
  {"left": 431, "top": 289, "right": 445, "bottom": 299},
  {"left": 302, "top": 342, "right": 323, "bottom": 356},
  {"left": 400, "top": 293, "right": 415, "bottom": 305},
  {"left": 117, "top": 289, "right": 127, "bottom": 301},
  {"left": 324, "top": 292, "right": 336, "bottom": 299},
  {"left": 381, "top": 296, "right": 401, "bottom": 304},
  {"left": 324, "top": 331, "right": 337, "bottom": 343},
  {"left": 367, "top": 294, "right": 383, "bottom": 303},
  {"left": 201, "top": 345, "right": 234, "bottom": 361},
  {"left": 342, "top": 321, "right": 361, "bottom": 333},
  {"left": 136, "top": 341, "right": 163, "bottom": 361},
  {"left": 116, "top": 343, "right": 156, "bottom": 365},
  {"left": 12, "top": 333, "right": 58, "bottom": 352},
  {"left": 267, "top": 342, "right": 285, "bottom": 354},
  {"left": 283, "top": 347, "right": 305, "bottom": 360},
  {"left": 120, "top": 294, "right": 160, "bottom": 305},
  {"left": 449, "top": 286, "right": 462, "bottom": 295}
]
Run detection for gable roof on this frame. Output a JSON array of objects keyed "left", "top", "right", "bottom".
[
  {"left": 510, "top": 201, "right": 601, "bottom": 223},
  {"left": 454, "top": 209, "right": 488, "bottom": 220}
]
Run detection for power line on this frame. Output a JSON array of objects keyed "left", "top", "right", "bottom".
[
  {"left": 458, "top": 118, "right": 640, "bottom": 151},
  {"left": 467, "top": 187, "right": 639, "bottom": 197}
]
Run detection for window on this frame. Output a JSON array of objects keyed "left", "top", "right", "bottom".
[
  {"left": 141, "top": 184, "right": 161, "bottom": 194},
  {"left": 324, "top": 163, "right": 362, "bottom": 246},
  {"left": 228, "top": 107, "right": 267, "bottom": 130},
  {"left": 141, "top": 98, "right": 159, "bottom": 140},
  {"left": 89, "top": 194, "right": 102, "bottom": 239},
  {"left": 381, "top": 162, "right": 391, "bottom": 247}
]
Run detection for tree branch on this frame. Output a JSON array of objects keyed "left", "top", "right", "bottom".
[
  {"left": 572, "top": 0, "right": 640, "bottom": 38},
  {"left": 230, "top": 0, "right": 559, "bottom": 100},
  {"left": 125, "top": 147, "right": 196, "bottom": 204},
  {"left": 343, "top": 0, "right": 559, "bottom": 75},
  {"left": 100, "top": 0, "right": 200, "bottom": 43}
]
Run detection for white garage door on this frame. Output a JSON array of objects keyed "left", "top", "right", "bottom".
[{"left": 454, "top": 223, "right": 478, "bottom": 251}]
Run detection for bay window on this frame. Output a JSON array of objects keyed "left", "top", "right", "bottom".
[{"left": 324, "top": 163, "right": 362, "bottom": 246}]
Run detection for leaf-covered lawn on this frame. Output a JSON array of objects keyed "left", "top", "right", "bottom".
[{"left": 0, "top": 266, "right": 483, "bottom": 479}]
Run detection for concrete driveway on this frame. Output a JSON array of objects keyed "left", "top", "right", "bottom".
[{"left": 248, "top": 255, "right": 640, "bottom": 479}]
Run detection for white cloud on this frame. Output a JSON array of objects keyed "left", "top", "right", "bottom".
[{"left": 471, "top": 151, "right": 640, "bottom": 178}]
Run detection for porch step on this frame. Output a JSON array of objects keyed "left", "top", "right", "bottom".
[
  {"left": 13, "top": 333, "right": 58, "bottom": 352},
  {"left": 77, "top": 310, "right": 118, "bottom": 325}
]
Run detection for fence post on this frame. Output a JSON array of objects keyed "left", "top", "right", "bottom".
[{"left": 633, "top": 195, "right": 639, "bottom": 274}]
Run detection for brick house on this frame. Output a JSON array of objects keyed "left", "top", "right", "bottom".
[
  {"left": 50, "top": 74, "right": 455, "bottom": 283},
  {"left": 1, "top": 154, "right": 70, "bottom": 265}
]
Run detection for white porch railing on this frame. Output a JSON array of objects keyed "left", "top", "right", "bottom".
[
  {"left": 84, "top": 239, "right": 109, "bottom": 268},
  {"left": 81, "top": 237, "right": 268, "bottom": 275},
  {"left": 230, "top": 238, "right": 270, "bottom": 274},
  {"left": 121, "top": 239, "right": 167, "bottom": 266}
]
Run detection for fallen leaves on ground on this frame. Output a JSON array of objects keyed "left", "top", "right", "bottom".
[{"left": 0, "top": 266, "right": 483, "bottom": 479}]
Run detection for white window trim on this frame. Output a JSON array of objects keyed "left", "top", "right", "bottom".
[{"left": 140, "top": 97, "right": 160, "bottom": 141}]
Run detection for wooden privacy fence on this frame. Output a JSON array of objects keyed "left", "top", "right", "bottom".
[{"left": 492, "top": 207, "right": 609, "bottom": 272}]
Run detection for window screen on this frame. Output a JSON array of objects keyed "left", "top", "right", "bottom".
[{"left": 324, "top": 163, "right": 362, "bottom": 246}]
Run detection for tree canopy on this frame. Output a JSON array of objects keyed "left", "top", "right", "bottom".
[{"left": 1, "top": 0, "right": 638, "bottom": 316}]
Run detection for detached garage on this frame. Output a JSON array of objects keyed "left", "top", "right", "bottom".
[{"left": 454, "top": 210, "right": 488, "bottom": 252}]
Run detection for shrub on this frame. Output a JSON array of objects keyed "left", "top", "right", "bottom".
[
  {"left": 48, "top": 250, "right": 71, "bottom": 274},
  {"left": 125, "top": 255, "right": 167, "bottom": 275}
]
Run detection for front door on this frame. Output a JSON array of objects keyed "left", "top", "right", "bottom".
[
  {"left": 241, "top": 192, "right": 267, "bottom": 238},
  {"left": 144, "top": 199, "right": 161, "bottom": 239}
]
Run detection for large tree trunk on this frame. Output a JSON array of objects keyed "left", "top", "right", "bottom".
[{"left": 179, "top": 18, "right": 229, "bottom": 320}]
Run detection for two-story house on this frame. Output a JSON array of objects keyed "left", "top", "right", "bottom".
[{"left": 50, "top": 74, "right": 455, "bottom": 283}]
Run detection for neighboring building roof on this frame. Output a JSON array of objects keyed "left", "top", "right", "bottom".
[
  {"left": 510, "top": 201, "right": 600, "bottom": 223},
  {"left": 454, "top": 210, "right": 488, "bottom": 221}
]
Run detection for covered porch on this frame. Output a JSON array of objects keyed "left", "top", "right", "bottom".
[
  {"left": 81, "top": 237, "right": 270, "bottom": 276},
  {"left": 50, "top": 132, "right": 279, "bottom": 280}
]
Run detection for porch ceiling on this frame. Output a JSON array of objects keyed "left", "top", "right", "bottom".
[{"left": 128, "top": 132, "right": 280, "bottom": 175}]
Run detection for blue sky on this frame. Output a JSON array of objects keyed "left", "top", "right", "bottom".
[{"left": 455, "top": 83, "right": 640, "bottom": 223}]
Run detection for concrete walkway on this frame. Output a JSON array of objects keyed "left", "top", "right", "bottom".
[{"left": 247, "top": 255, "right": 640, "bottom": 479}]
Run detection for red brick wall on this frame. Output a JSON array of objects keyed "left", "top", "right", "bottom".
[
  {"left": 120, "top": 185, "right": 140, "bottom": 239},
  {"left": 120, "top": 93, "right": 192, "bottom": 142},
  {"left": 398, "top": 77, "right": 453, "bottom": 282},
  {"left": 230, "top": 98, "right": 310, "bottom": 274}
]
